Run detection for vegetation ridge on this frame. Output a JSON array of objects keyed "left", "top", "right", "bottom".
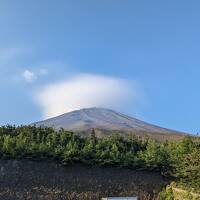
[{"left": 0, "top": 125, "right": 199, "bottom": 198}]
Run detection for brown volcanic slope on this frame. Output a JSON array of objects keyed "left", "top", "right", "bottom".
[
  {"left": 34, "top": 107, "right": 187, "bottom": 140},
  {"left": 0, "top": 160, "right": 169, "bottom": 200}
]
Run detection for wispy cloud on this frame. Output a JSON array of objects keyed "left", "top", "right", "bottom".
[
  {"left": 21, "top": 68, "right": 48, "bottom": 83},
  {"left": 0, "top": 47, "right": 31, "bottom": 82},
  {"left": 21, "top": 70, "right": 36, "bottom": 82},
  {"left": 39, "top": 68, "right": 48, "bottom": 75},
  {"left": 35, "top": 73, "right": 140, "bottom": 119}
]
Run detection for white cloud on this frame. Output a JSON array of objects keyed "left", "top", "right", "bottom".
[
  {"left": 21, "top": 68, "right": 48, "bottom": 83},
  {"left": 35, "top": 73, "right": 140, "bottom": 119},
  {"left": 21, "top": 70, "right": 36, "bottom": 82}
]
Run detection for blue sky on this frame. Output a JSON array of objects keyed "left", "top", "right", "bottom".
[{"left": 0, "top": 0, "right": 200, "bottom": 134}]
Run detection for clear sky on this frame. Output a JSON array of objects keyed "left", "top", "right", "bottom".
[{"left": 0, "top": 0, "right": 200, "bottom": 134}]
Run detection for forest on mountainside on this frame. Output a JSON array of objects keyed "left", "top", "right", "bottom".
[{"left": 0, "top": 125, "right": 199, "bottom": 193}]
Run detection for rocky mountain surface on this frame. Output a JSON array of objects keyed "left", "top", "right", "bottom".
[{"left": 34, "top": 107, "right": 186, "bottom": 140}]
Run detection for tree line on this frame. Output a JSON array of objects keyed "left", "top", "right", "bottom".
[{"left": 0, "top": 125, "right": 199, "bottom": 190}]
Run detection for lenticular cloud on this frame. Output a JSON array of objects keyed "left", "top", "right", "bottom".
[{"left": 35, "top": 74, "right": 139, "bottom": 119}]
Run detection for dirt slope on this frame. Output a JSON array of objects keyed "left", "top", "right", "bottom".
[{"left": 0, "top": 160, "right": 169, "bottom": 200}]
